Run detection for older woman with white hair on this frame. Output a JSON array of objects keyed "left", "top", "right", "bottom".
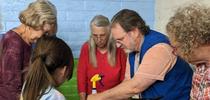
[{"left": 77, "top": 15, "right": 127, "bottom": 100}]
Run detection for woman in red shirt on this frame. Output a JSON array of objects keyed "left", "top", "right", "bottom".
[
  {"left": 0, "top": 1, "right": 57, "bottom": 100},
  {"left": 77, "top": 15, "right": 127, "bottom": 100}
]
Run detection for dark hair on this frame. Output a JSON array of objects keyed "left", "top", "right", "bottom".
[
  {"left": 22, "top": 36, "right": 74, "bottom": 100},
  {"left": 111, "top": 9, "right": 150, "bottom": 35}
]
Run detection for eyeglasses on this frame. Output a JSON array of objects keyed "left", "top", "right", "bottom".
[
  {"left": 115, "top": 33, "right": 127, "bottom": 47},
  {"left": 116, "top": 33, "right": 127, "bottom": 41},
  {"left": 189, "top": 60, "right": 210, "bottom": 67}
]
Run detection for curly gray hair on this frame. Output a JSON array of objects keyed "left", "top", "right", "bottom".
[{"left": 166, "top": 4, "right": 210, "bottom": 61}]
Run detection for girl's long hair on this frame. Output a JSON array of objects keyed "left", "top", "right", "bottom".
[{"left": 22, "top": 36, "right": 74, "bottom": 100}]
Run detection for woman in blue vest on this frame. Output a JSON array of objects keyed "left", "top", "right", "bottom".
[{"left": 88, "top": 9, "right": 193, "bottom": 100}]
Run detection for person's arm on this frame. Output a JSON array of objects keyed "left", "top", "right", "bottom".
[
  {"left": 123, "top": 57, "right": 131, "bottom": 81},
  {"left": 77, "top": 43, "right": 88, "bottom": 100},
  {"left": 0, "top": 38, "right": 23, "bottom": 99},
  {"left": 87, "top": 43, "right": 176, "bottom": 100},
  {"left": 79, "top": 92, "right": 87, "bottom": 100},
  {"left": 88, "top": 72, "right": 156, "bottom": 100},
  {"left": 119, "top": 49, "right": 127, "bottom": 82}
]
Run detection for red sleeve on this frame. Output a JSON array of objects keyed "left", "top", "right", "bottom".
[
  {"left": 119, "top": 48, "right": 127, "bottom": 82},
  {"left": 77, "top": 42, "right": 89, "bottom": 93},
  {"left": 0, "top": 37, "right": 23, "bottom": 99}
]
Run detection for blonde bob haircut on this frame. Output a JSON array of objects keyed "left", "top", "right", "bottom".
[{"left": 19, "top": 0, "right": 57, "bottom": 34}]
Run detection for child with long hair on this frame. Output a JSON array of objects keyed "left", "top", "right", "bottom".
[{"left": 21, "top": 36, "right": 74, "bottom": 100}]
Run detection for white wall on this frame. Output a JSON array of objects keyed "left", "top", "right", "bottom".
[{"left": 155, "top": 0, "right": 210, "bottom": 34}]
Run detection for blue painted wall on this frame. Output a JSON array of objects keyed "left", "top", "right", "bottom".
[{"left": 0, "top": 0, "right": 155, "bottom": 58}]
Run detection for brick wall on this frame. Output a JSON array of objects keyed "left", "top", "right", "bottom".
[{"left": 0, "top": 0, "right": 155, "bottom": 58}]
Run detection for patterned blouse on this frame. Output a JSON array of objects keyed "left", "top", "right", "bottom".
[{"left": 191, "top": 64, "right": 210, "bottom": 100}]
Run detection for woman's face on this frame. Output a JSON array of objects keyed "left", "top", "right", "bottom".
[
  {"left": 53, "top": 66, "right": 68, "bottom": 87},
  {"left": 91, "top": 25, "right": 109, "bottom": 49},
  {"left": 28, "top": 23, "right": 56, "bottom": 43},
  {"left": 44, "top": 23, "right": 57, "bottom": 36},
  {"left": 189, "top": 45, "right": 210, "bottom": 67},
  {"left": 28, "top": 27, "right": 45, "bottom": 43}
]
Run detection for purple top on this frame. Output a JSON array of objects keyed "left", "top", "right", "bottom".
[{"left": 0, "top": 30, "right": 31, "bottom": 100}]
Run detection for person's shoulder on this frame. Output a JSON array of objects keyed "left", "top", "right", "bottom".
[
  {"left": 80, "top": 41, "right": 90, "bottom": 51},
  {"left": 1, "top": 30, "right": 26, "bottom": 51},
  {"left": 51, "top": 89, "right": 65, "bottom": 100},
  {"left": 40, "top": 87, "right": 65, "bottom": 100},
  {"left": 152, "top": 43, "right": 173, "bottom": 51},
  {"left": 116, "top": 47, "right": 127, "bottom": 56},
  {"left": 4, "top": 30, "right": 18, "bottom": 38},
  {"left": 116, "top": 47, "right": 123, "bottom": 52},
  {"left": 149, "top": 43, "right": 175, "bottom": 57},
  {"left": 3, "top": 30, "right": 23, "bottom": 44}
]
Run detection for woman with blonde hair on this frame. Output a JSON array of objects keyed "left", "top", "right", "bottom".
[
  {"left": 0, "top": 0, "right": 57, "bottom": 99},
  {"left": 77, "top": 15, "right": 127, "bottom": 100},
  {"left": 166, "top": 4, "right": 210, "bottom": 99}
]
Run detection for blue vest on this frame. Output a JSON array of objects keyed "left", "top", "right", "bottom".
[{"left": 129, "top": 30, "right": 193, "bottom": 100}]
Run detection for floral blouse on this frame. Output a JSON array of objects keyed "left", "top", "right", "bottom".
[{"left": 191, "top": 64, "right": 210, "bottom": 100}]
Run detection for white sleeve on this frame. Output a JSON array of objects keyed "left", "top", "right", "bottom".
[
  {"left": 47, "top": 93, "right": 66, "bottom": 100},
  {"left": 49, "top": 91, "right": 66, "bottom": 100},
  {"left": 40, "top": 88, "right": 66, "bottom": 100}
]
